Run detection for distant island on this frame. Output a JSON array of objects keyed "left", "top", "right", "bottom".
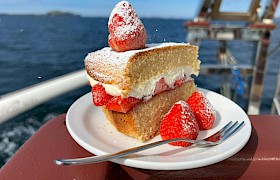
[{"left": 45, "top": 10, "right": 80, "bottom": 17}]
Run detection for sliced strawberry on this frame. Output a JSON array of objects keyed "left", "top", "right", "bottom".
[
  {"left": 174, "top": 78, "right": 186, "bottom": 87},
  {"left": 187, "top": 91, "right": 216, "bottom": 130},
  {"left": 106, "top": 96, "right": 141, "bottom": 113},
  {"left": 91, "top": 84, "right": 113, "bottom": 106},
  {"left": 160, "top": 101, "right": 199, "bottom": 147},
  {"left": 108, "top": 1, "right": 146, "bottom": 52},
  {"left": 154, "top": 78, "right": 169, "bottom": 95}
]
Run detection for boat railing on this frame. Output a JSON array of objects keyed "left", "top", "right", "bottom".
[{"left": 0, "top": 70, "right": 87, "bottom": 124}]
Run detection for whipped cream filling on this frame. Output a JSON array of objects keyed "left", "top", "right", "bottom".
[{"left": 87, "top": 66, "right": 194, "bottom": 99}]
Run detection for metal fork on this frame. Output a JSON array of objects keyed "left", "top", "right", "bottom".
[{"left": 55, "top": 120, "right": 244, "bottom": 165}]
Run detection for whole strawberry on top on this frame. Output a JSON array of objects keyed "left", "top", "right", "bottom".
[
  {"left": 187, "top": 91, "right": 216, "bottom": 130},
  {"left": 160, "top": 101, "right": 199, "bottom": 147},
  {"left": 108, "top": 1, "right": 147, "bottom": 52}
]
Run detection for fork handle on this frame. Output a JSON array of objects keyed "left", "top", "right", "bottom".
[{"left": 55, "top": 138, "right": 215, "bottom": 165}]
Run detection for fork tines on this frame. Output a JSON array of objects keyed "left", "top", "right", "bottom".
[{"left": 221, "top": 121, "right": 245, "bottom": 141}]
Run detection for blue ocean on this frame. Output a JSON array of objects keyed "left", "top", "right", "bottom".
[{"left": 0, "top": 15, "right": 280, "bottom": 167}]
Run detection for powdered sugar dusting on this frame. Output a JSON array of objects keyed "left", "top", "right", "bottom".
[
  {"left": 160, "top": 100, "right": 199, "bottom": 147},
  {"left": 85, "top": 42, "right": 192, "bottom": 79},
  {"left": 187, "top": 91, "right": 216, "bottom": 130},
  {"left": 108, "top": 1, "right": 144, "bottom": 40},
  {"left": 85, "top": 47, "right": 134, "bottom": 72},
  {"left": 179, "top": 101, "right": 199, "bottom": 135},
  {"left": 199, "top": 92, "right": 216, "bottom": 120}
]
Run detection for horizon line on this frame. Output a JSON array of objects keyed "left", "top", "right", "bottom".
[{"left": 0, "top": 12, "right": 194, "bottom": 20}]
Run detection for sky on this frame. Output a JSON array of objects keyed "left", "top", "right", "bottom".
[{"left": 0, "top": 0, "right": 279, "bottom": 19}]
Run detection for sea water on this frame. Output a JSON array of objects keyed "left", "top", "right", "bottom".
[{"left": 0, "top": 15, "right": 280, "bottom": 167}]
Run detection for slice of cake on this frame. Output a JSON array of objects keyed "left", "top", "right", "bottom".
[
  {"left": 85, "top": 43, "right": 200, "bottom": 141},
  {"left": 84, "top": 1, "right": 200, "bottom": 141}
]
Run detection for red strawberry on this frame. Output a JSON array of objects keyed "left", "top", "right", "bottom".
[
  {"left": 160, "top": 101, "right": 199, "bottom": 147},
  {"left": 154, "top": 78, "right": 169, "bottom": 95},
  {"left": 91, "top": 84, "right": 113, "bottom": 106},
  {"left": 106, "top": 96, "right": 141, "bottom": 113},
  {"left": 174, "top": 78, "right": 186, "bottom": 87},
  {"left": 187, "top": 91, "right": 216, "bottom": 130},
  {"left": 108, "top": 1, "right": 146, "bottom": 52}
]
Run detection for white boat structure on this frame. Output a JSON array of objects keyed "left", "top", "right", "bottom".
[
  {"left": 185, "top": 0, "right": 280, "bottom": 114},
  {"left": 0, "top": 70, "right": 87, "bottom": 124}
]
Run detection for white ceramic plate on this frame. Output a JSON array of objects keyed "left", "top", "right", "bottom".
[{"left": 66, "top": 88, "right": 251, "bottom": 170}]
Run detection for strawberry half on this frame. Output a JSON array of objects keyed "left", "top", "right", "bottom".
[
  {"left": 91, "top": 84, "right": 113, "bottom": 106},
  {"left": 154, "top": 78, "right": 169, "bottom": 95},
  {"left": 106, "top": 96, "right": 141, "bottom": 113},
  {"left": 174, "top": 78, "right": 186, "bottom": 87},
  {"left": 108, "top": 1, "right": 147, "bottom": 52},
  {"left": 160, "top": 101, "right": 199, "bottom": 147},
  {"left": 187, "top": 91, "right": 216, "bottom": 130}
]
